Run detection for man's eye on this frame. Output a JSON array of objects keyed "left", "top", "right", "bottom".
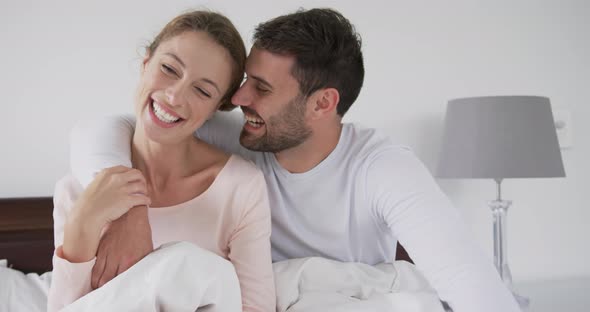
[
  {"left": 161, "top": 64, "right": 178, "bottom": 77},
  {"left": 256, "top": 86, "right": 270, "bottom": 94},
  {"left": 195, "top": 87, "right": 211, "bottom": 98}
]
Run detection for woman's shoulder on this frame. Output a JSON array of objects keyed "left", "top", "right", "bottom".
[
  {"left": 226, "top": 154, "right": 262, "bottom": 177},
  {"left": 197, "top": 140, "right": 262, "bottom": 179}
]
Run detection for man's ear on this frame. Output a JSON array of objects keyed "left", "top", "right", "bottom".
[{"left": 309, "top": 88, "right": 340, "bottom": 118}]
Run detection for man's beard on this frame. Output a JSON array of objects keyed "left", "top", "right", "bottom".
[{"left": 240, "top": 95, "right": 312, "bottom": 153}]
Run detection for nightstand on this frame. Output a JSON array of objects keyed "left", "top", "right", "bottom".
[{"left": 514, "top": 277, "right": 590, "bottom": 312}]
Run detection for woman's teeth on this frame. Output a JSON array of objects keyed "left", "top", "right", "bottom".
[
  {"left": 152, "top": 101, "right": 180, "bottom": 124},
  {"left": 245, "top": 115, "right": 264, "bottom": 128}
]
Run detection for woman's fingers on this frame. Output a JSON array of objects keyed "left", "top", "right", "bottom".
[
  {"left": 99, "top": 165, "right": 131, "bottom": 177},
  {"left": 85, "top": 166, "right": 151, "bottom": 222},
  {"left": 129, "top": 194, "right": 151, "bottom": 208},
  {"left": 99, "top": 167, "right": 146, "bottom": 188},
  {"left": 121, "top": 168, "right": 147, "bottom": 185},
  {"left": 125, "top": 181, "right": 148, "bottom": 196}
]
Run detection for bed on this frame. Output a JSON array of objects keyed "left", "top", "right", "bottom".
[
  {"left": 0, "top": 197, "right": 54, "bottom": 274},
  {"left": 1, "top": 197, "right": 430, "bottom": 312},
  {"left": 0, "top": 196, "right": 413, "bottom": 274}
]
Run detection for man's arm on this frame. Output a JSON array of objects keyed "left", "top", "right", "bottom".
[
  {"left": 68, "top": 111, "right": 252, "bottom": 287},
  {"left": 70, "top": 116, "right": 135, "bottom": 187},
  {"left": 365, "top": 147, "right": 521, "bottom": 312},
  {"left": 70, "top": 111, "right": 251, "bottom": 187},
  {"left": 90, "top": 207, "right": 152, "bottom": 289},
  {"left": 70, "top": 115, "right": 151, "bottom": 287},
  {"left": 195, "top": 110, "right": 258, "bottom": 161}
]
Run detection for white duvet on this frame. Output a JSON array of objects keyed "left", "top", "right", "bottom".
[
  {"left": 1, "top": 242, "right": 445, "bottom": 312},
  {"left": 274, "top": 257, "right": 445, "bottom": 312}
]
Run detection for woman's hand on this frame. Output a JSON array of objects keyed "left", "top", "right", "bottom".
[
  {"left": 62, "top": 166, "right": 151, "bottom": 263},
  {"left": 75, "top": 166, "right": 151, "bottom": 225}
]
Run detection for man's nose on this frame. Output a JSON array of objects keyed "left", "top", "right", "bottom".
[{"left": 231, "top": 84, "right": 253, "bottom": 107}]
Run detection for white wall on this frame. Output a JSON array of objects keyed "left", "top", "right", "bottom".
[{"left": 1, "top": 0, "right": 588, "bottom": 283}]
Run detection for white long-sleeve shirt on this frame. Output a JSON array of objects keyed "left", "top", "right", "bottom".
[{"left": 70, "top": 112, "right": 521, "bottom": 312}]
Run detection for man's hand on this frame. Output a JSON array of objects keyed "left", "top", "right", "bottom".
[{"left": 91, "top": 207, "right": 153, "bottom": 289}]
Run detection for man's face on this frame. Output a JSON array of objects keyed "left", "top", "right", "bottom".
[{"left": 231, "top": 47, "right": 312, "bottom": 153}]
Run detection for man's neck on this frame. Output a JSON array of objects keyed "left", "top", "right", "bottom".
[{"left": 274, "top": 122, "right": 343, "bottom": 174}]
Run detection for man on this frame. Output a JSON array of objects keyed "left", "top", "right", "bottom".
[{"left": 70, "top": 8, "right": 521, "bottom": 312}]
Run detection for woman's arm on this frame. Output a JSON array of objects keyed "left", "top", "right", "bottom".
[
  {"left": 47, "top": 175, "right": 97, "bottom": 312},
  {"left": 228, "top": 169, "right": 276, "bottom": 312},
  {"left": 61, "top": 166, "right": 149, "bottom": 262},
  {"left": 47, "top": 168, "right": 150, "bottom": 312}
]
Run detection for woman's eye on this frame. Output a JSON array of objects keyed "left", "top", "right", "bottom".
[
  {"left": 161, "top": 64, "right": 178, "bottom": 77},
  {"left": 195, "top": 87, "right": 211, "bottom": 98}
]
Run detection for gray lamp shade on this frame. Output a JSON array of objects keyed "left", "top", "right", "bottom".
[{"left": 436, "top": 96, "right": 565, "bottom": 180}]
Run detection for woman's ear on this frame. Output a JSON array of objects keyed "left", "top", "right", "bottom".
[
  {"left": 310, "top": 88, "right": 340, "bottom": 118},
  {"left": 141, "top": 50, "right": 152, "bottom": 73}
]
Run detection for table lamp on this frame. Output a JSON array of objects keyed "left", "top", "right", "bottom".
[{"left": 436, "top": 95, "right": 566, "bottom": 308}]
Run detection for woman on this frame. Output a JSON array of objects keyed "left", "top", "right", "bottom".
[{"left": 47, "top": 10, "right": 275, "bottom": 311}]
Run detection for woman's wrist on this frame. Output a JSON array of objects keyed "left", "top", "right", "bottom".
[{"left": 62, "top": 207, "right": 104, "bottom": 263}]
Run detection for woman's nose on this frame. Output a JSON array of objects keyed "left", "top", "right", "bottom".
[{"left": 165, "top": 83, "right": 187, "bottom": 107}]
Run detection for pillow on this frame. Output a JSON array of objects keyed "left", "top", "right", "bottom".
[{"left": 0, "top": 259, "right": 52, "bottom": 312}]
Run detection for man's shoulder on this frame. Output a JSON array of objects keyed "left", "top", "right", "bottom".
[{"left": 342, "top": 123, "right": 413, "bottom": 161}]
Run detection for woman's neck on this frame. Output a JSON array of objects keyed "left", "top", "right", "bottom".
[{"left": 131, "top": 129, "right": 196, "bottom": 190}]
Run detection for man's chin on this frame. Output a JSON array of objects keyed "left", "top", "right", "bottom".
[{"left": 239, "top": 131, "right": 261, "bottom": 151}]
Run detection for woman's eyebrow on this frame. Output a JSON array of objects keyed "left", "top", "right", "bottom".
[
  {"left": 163, "top": 52, "right": 220, "bottom": 94},
  {"left": 200, "top": 78, "right": 221, "bottom": 94},
  {"left": 164, "top": 52, "right": 185, "bottom": 68}
]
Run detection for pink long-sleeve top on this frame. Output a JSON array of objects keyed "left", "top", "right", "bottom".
[{"left": 47, "top": 155, "right": 276, "bottom": 312}]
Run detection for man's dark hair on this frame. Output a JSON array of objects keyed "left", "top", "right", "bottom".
[{"left": 253, "top": 8, "right": 364, "bottom": 117}]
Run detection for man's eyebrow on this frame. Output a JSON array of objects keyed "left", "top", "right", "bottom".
[
  {"left": 164, "top": 52, "right": 185, "bottom": 68},
  {"left": 249, "top": 75, "right": 274, "bottom": 90}
]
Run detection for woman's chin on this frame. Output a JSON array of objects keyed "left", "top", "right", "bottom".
[
  {"left": 137, "top": 109, "right": 204, "bottom": 146},
  {"left": 141, "top": 121, "right": 196, "bottom": 147}
]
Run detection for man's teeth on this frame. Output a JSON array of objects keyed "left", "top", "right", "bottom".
[
  {"left": 245, "top": 115, "right": 264, "bottom": 128},
  {"left": 153, "top": 102, "right": 180, "bottom": 123}
]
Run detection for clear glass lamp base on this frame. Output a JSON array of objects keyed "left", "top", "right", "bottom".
[{"left": 488, "top": 198, "right": 530, "bottom": 310}]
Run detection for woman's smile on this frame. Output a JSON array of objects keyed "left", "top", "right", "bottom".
[{"left": 148, "top": 99, "right": 184, "bottom": 128}]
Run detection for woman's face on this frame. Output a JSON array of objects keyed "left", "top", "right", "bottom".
[{"left": 135, "top": 31, "right": 233, "bottom": 145}]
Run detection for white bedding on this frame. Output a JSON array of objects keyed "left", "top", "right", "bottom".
[
  {"left": 1, "top": 243, "right": 445, "bottom": 312},
  {"left": 274, "top": 257, "right": 445, "bottom": 312},
  {"left": 0, "top": 259, "right": 52, "bottom": 312}
]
